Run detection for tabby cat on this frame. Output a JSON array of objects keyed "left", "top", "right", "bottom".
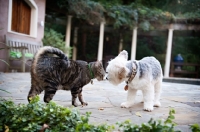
[{"left": 27, "top": 46, "right": 105, "bottom": 106}]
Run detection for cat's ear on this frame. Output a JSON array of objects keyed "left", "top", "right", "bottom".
[
  {"left": 96, "top": 60, "right": 101, "bottom": 63},
  {"left": 118, "top": 67, "right": 126, "bottom": 80},
  {"left": 95, "top": 61, "right": 99, "bottom": 67},
  {"left": 95, "top": 60, "right": 101, "bottom": 66}
]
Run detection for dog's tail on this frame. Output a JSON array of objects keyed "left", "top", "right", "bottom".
[{"left": 32, "top": 46, "right": 68, "bottom": 72}]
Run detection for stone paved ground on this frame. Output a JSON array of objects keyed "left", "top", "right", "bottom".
[{"left": 0, "top": 73, "right": 200, "bottom": 132}]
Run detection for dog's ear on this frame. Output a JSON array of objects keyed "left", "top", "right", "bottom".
[
  {"left": 118, "top": 50, "right": 128, "bottom": 60},
  {"left": 118, "top": 67, "right": 126, "bottom": 80}
]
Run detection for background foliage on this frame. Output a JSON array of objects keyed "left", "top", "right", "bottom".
[
  {"left": 53, "top": 0, "right": 200, "bottom": 28},
  {"left": 45, "top": 0, "right": 200, "bottom": 78},
  {"left": 42, "top": 27, "right": 72, "bottom": 58},
  {"left": 55, "top": 0, "right": 175, "bottom": 30}
]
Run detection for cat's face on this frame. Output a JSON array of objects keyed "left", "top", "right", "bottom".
[{"left": 94, "top": 61, "right": 105, "bottom": 81}]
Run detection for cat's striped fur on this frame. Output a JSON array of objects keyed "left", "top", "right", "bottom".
[{"left": 27, "top": 46, "right": 105, "bottom": 106}]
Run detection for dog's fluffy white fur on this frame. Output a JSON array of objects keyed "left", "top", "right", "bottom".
[{"left": 106, "top": 50, "right": 163, "bottom": 111}]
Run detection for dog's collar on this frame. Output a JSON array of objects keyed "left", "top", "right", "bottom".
[
  {"left": 126, "top": 61, "right": 137, "bottom": 84},
  {"left": 88, "top": 64, "right": 94, "bottom": 79}
]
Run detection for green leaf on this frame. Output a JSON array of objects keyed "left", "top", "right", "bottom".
[
  {"left": 169, "top": 115, "right": 175, "bottom": 119},
  {"left": 0, "top": 59, "right": 9, "bottom": 66},
  {"left": 22, "top": 118, "right": 27, "bottom": 122},
  {"left": 0, "top": 89, "right": 11, "bottom": 93}
]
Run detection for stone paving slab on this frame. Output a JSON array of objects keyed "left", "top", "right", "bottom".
[{"left": 0, "top": 73, "right": 200, "bottom": 132}]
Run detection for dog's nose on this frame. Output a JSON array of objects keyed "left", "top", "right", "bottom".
[{"left": 106, "top": 77, "right": 108, "bottom": 80}]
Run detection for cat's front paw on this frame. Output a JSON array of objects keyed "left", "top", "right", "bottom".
[
  {"left": 121, "top": 102, "right": 134, "bottom": 108},
  {"left": 72, "top": 102, "right": 78, "bottom": 107},
  {"left": 81, "top": 102, "right": 88, "bottom": 106}
]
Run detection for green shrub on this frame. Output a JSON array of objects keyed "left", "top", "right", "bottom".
[
  {"left": 190, "top": 124, "right": 200, "bottom": 132},
  {"left": 0, "top": 96, "right": 199, "bottom": 132},
  {"left": 117, "top": 109, "right": 178, "bottom": 132},
  {"left": 0, "top": 96, "right": 113, "bottom": 132},
  {"left": 9, "top": 51, "right": 34, "bottom": 58}
]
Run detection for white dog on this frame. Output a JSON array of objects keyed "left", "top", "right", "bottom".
[{"left": 106, "top": 50, "right": 163, "bottom": 112}]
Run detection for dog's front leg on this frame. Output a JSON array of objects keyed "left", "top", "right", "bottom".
[
  {"left": 142, "top": 86, "right": 154, "bottom": 112},
  {"left": 121, "top": 88, "right": 137, "bottom": 108},
  {"left": 154, "top": 80, "right": 162, "bottom": 107}
]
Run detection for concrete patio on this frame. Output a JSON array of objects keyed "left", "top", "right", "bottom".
[{"left": 0, "top": 73, "right": 200, "bottom": 132}]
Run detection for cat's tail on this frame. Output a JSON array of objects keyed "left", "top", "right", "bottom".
[
  {"left": 34, "top": 46, "right": 68, "bottom": 60},
  {"left": 32, "top": 46, "right": 68, "bottom": 73}
]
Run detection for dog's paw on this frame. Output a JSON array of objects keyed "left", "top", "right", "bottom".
[
  {"left": 144, "top": 107, "right": 153, "bottom": 112},
  {"left": 121, "top": 102, "right": 134, "bottom": 108},
  {"left": 154, "top": 101, "right": 161, "bottom": 107},
  {"left": 143, "top": 103, "right": 153, "bottom": 112}
]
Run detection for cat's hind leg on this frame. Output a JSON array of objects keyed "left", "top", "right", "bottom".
[
  {"left": 70, "top": 87, "right": 79, "bottom": 107},
  {"left": 44, "top": 86, "right": 57, "bottom": 103},
  {"left": 27, "top": 84, "right": 43, "bottom": 102}
]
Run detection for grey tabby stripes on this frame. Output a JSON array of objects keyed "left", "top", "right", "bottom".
[{"left": 27, "top": 46, "right": 105, "bottom": 106}]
